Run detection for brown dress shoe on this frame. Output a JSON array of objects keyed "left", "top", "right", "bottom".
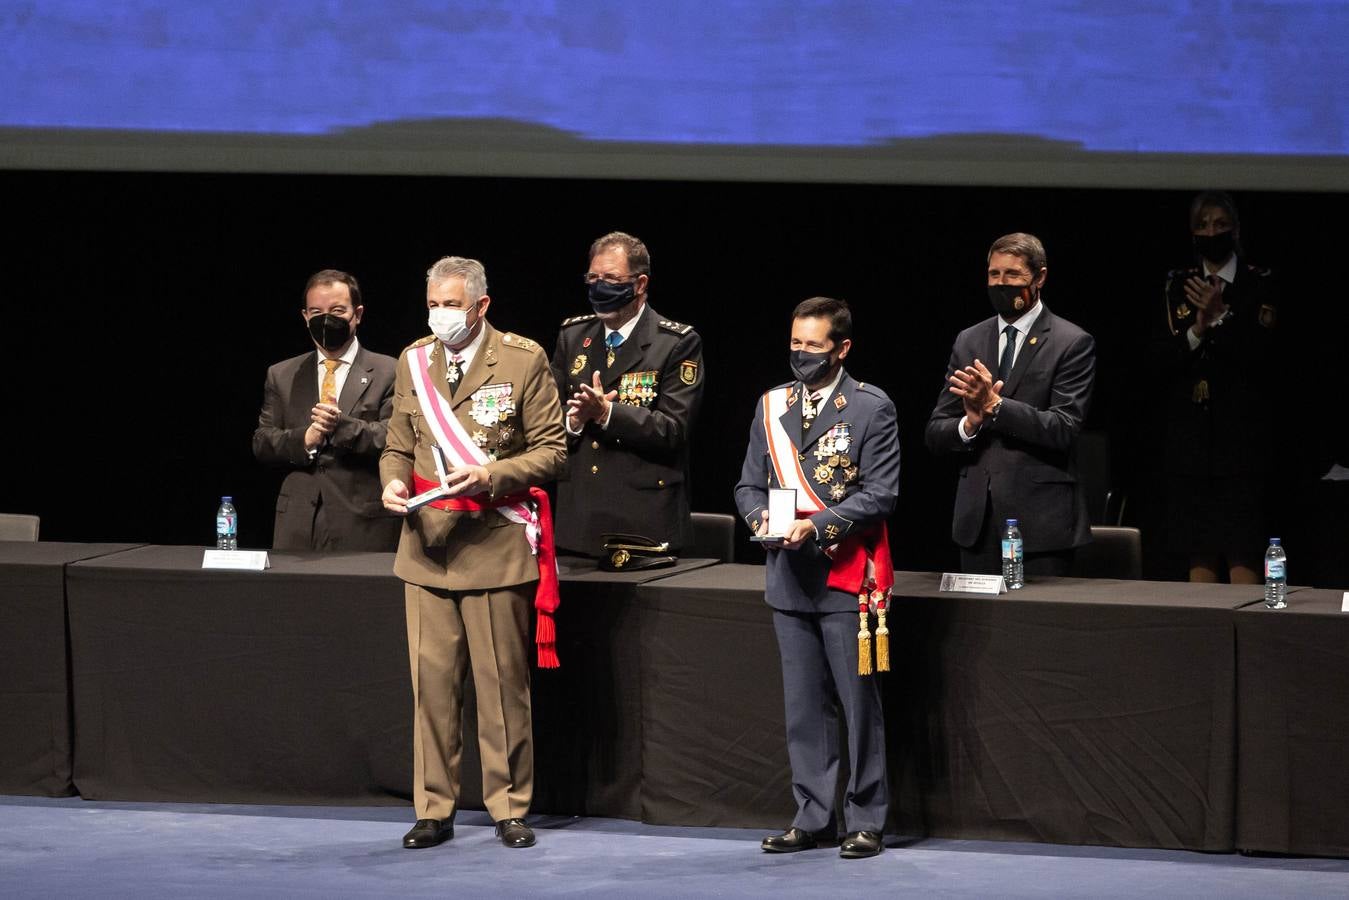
[
  {"left": 402, "top": 818, "right": 453, "bottom": 849},
  {"left": 496, "top": 818, "right": 536, "bottom": 848}
]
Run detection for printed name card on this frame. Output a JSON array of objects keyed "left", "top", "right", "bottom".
[
  {"left": 202, "top": 550, "right": 271, "bottom": 571},
  {"left": 1342, "top": 592, "right": 1349, "bottom": 613},
  {"left": 939, "top": 572, "right": 1007, "bottom": 595}
]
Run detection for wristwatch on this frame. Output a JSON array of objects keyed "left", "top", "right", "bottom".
[{"left": 987, "top": 399, "right": 1003, "bottom": 421}]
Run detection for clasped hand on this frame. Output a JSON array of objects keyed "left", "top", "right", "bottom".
[
  {"left": 305, "top": 402, "right": 342, "bottom": 451},
  {"left": 947, "top": 359, "right": 1003, "bottom": 426},
  {"left": 567, "top": 371, "right": 617, "bottom": 430},
  {"left": 1184, "top": 275, "right": 1228, "bottom": 333}
]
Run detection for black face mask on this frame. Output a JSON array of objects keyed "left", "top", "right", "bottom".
[
  {"left": 988, "top": 283, "right": 1035, "bottom": 321},
  {"left": 1193, "top": 231, "right": 1236, "bottom": 265},
  {"left": 307, "top": 313, "right": 352, "bottom": 351},
  {"left": 588, "top": 279, "right": 637, "bottom": 313},
  {"left": 790, "top": 349, "right": 836, "bottom": 386}
]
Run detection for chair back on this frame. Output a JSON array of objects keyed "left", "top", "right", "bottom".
[
  {"left": 1071, "top": 526, "right": 1142, "bottom": 579},
  {"left": 687, "top": 512, "right": 736, "bottom": 562}
]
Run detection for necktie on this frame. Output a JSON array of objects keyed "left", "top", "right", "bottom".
[
  {"left": 997, "top": 325, "right": 1018, "bottom": 384},
  {"left": 447, "top": 352, "right": 464, "bottom": 395},
  {"left": 802, "top": 391, "right": 820, "bottom": 431},
  {"left": 320, "top": 358, "right": 341, "bottom": 404},
  {"left": 605, "top": 332, "right": 623, "bottom": 368}
]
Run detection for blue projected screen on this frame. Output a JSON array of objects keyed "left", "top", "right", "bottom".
[{"left": 3, "top": 1, "right": 1347, "bottom": 188}]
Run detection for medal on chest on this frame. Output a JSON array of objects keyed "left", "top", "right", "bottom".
[{"left": 470, "top": 382, "right": 515, "bottom": 428}]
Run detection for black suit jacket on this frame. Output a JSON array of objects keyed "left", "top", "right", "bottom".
[
  {"left": 549, "top": 304, "right": 704, "bottom": 553},
  {"left": 925, "top": 304, "right": 1095, "bottom": 553},
  {"left": 252, "top": 344, "right": 400, "bottom": 551}
]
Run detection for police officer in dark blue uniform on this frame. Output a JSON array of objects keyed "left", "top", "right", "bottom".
[{"left": 550, "top": 232, "right": 704, "bottom": 558}]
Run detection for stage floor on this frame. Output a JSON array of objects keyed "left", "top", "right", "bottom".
[{"left": 3, "top": 796, "right": 1347, "bottom": 899}]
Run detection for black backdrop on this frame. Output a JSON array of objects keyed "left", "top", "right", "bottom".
[{"left": 4, "top": 170, "right": 1343, "bottom": 580}]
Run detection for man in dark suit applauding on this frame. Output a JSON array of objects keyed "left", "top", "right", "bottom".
[
  {"left": 735, "top": 297, "right": 900, "bottom": 859},
  {"left": 253, "top": 269, "right": 399, "bottom": 551},
  {"left": 926, "top": 233, "right": 1095, "bottom": 575}
]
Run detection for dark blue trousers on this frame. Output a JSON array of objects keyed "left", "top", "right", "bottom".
[{"left": 771, "top": 608, "right": 888, "bottom": 834}]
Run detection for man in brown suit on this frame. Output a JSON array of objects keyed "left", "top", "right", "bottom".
[{"left": 379, "top": 256, "right": 566, "bottom": 850}]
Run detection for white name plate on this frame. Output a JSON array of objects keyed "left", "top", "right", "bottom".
[
  {"left": 202, "top": 549, "right": 271, "bottom": 571},
  {"left": 940, "top": 572, "right": 1007, "bottom": 595},
  {"left": 1342, "top": 592, "right": 1349, "bottom": 613}
]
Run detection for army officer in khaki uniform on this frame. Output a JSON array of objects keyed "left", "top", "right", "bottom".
[
  {"left": 550, "top": 231, "right": 704, "bottom": 556},
  {"left": 380, "top": 256, "right": 566, "bottom": 851}
]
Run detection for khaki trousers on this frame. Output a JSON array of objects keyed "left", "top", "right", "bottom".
[{"left": 404, "top": 582, "right": 533, "bottom": 822}]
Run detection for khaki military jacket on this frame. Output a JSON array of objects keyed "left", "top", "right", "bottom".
[{"left": 380, "top": 323, "right": 566, "bottom": 590}]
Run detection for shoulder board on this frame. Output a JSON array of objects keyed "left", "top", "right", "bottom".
[
  {"left": 1244, "top": 263, "right": 1273, "bottom": 277},
  {"left": 658, "top": 319, "right": 695, "bottom": 336},
  {"left": 500, "top": 332, "right": 541, "bottom": 352},
  {"left": 560, "top": 313, "right": 597, "bottom": 328},
  {"left": 405, "top": 334, "right": 437, "bottom": 352},
  {"left": 855, "top": 381, "right": 889, "bottom": 399}
]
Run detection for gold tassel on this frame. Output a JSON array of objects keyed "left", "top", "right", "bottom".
[
  {"left": 857, "top": 603, "right": 873, "bottom": 676},
  {"left": 875, "top": 602, "right": 890, "bottom": 673}
]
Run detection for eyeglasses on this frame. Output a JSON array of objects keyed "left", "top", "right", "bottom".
[{"left": 583, "top": 273, "right": 639, "bottom": 286}]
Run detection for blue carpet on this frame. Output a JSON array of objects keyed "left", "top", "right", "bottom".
[{"left": 2, "top": 797, "right": 1347, "bottom": 898}]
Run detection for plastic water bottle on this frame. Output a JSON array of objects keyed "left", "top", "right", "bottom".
[
  {"left": 1001, "top": 518, "right": 1024, "bottom": 590},
  {"left": 216, "top": 496, "right": 238, "bottom": 550},
  {"left": 1263, "top": 538, "right": 1286, "bottom": 608}
]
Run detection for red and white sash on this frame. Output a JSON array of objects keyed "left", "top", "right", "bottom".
[
  {"left": 760, "top": 385, "right": 893, "bottom": 602},
  {"left": 409, "top": 342, "right": 539, "bottom": 550},
  {"left": 763, "top": 386, "right": 826, "bottom": 514}
]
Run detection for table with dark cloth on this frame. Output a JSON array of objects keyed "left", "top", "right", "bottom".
[
  {"left": 0, "top": 541, "right": 141, "bottom": 797},
  {"left": 64, "top": 545, "right": 714, "bottom": 813},
  {"left": 1236, "top": 587, "right": 1349, "bottom": 857},
  {"left": 636, "top": 565, "right": 1252, "bottom": 850}
]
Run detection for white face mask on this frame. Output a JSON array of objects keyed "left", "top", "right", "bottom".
[{"left": 428, "top": 306, "right": 471, "bottom": 345}]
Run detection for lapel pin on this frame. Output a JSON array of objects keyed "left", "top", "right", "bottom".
[
  {"left": 361, "top": 377, "right": 369, "bottom": 385},
  {"left": 1029, "top": 336, "right": 1038, "bottom": 345},
  {"left": 834, "top": 395, "right": 847, "bottom": 410}
]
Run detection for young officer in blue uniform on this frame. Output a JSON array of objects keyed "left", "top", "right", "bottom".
[{"left": 734, "top": 296, "right": 901, "bottom": 859}]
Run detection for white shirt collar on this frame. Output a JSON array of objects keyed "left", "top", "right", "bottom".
[
  {"left": 317, "top": 336, "right": 361, "bottom": 368},
  {"left": 1000, "top": 298, "right": 1044, "bottom": 337},
  {"left": 1204, "top": 254, "right": 1239, "bottom": 284},
  {"left": 444, "top": 320, "right": 488, "bottom": 370},
  {"left": 604, "top": 301, "right": 647, "bottom": 344}
]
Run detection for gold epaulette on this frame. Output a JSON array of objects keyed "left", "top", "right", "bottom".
[
  {"left": 658, "top": 319, "right": 694, "bottom": 336},
  {"left": 405, "top": 334, "right": 437, "bottom": 351},
  {"left": 560, "top": 313, "right": 598, "bottom": 327},
  {"left": 501, "top": 332, "right": 541, "bottom": 352}
]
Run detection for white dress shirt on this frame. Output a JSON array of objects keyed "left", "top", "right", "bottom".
[
  {"left": 959, "top": 301, "right": 1044, "bottom": 441},
  {"left": 316, "top": 337, "right": 361, "bottom": 404}
]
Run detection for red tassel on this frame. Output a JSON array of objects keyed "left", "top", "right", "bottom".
[{"left": 536, "top": 611, "right": 559, "bottom": 669}]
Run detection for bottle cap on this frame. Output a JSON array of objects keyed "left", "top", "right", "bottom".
[
  {"left": 222, "top": 496, "right": 233, "bottom": 503},
  {"left": 1006, "top": 518, "right": 1018, "bottom": 526},
  {"left": 1269, "top": 537, "right": 1280, "bottom": 545}
]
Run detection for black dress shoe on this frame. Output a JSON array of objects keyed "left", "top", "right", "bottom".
[
  {"left": 839, "top": 830, "right": 883, "bottom": 858},
  {"left": 402, "top": 818, "right": 453, "bottom": 849},
  {"left": 761, "top": 827, "right": 823, "bottom": 853},
  {"left": 495, "top": 818, "right": 536, "bottom": 848}
]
